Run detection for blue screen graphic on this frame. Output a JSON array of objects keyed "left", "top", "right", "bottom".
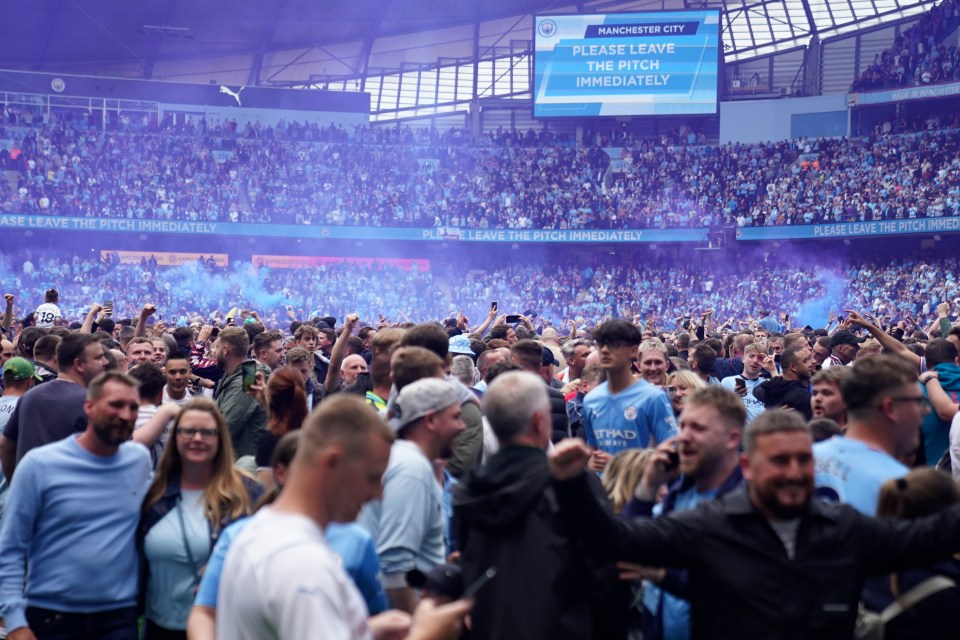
[{"left": 534, "top": 11, "right": 720, "bottom": 117}]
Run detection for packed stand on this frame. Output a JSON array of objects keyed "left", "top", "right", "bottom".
[
  {"left": 3, "top": 105, "right": 960, "bottom": 229},
  {"left": 852, "top": 0, "right": 960, "bottom": 92}
]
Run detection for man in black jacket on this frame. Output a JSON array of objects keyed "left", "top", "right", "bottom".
[
  {"left": 454, "top": 371, "right": 628, "bottom": 640},
  {"left": 548, "top": 409, "right": 960, "bottom": 640},
  {"left": 510, "top": 340, "right": 570, "bottom": 442},
  {"left": 753, "top": 345, "right": 814, "bottom": 419}
]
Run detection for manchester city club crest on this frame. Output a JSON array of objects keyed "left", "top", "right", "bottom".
[
  {"left": 538, "top": 19, "right": 557, "bottom": 38},
  {"left": 623, "top": 406, "right": 637, "bottom": 421}
]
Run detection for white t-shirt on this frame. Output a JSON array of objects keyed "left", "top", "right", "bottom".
[
  {"left": 0, "top": 396, "right": 19, "bottom": 433},
  {"left": 162, "top": 387, "right": 212, "bottom": 405},
  {"left": 134, "top": 404, "right": 172, "bottom": 468},
  {"left": 217, "top": 508, "right": 371, "bottom": 640},
  {"left": 949, "top": 412, "right": 960, "bottom": 482},
  {"left": 34, "top": 302, "right": 62, "bottom": 328}
]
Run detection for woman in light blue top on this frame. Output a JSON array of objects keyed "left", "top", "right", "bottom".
[
  {"left": 139, "top": 398, "right": 262, "bottom": 640},
  {"left": 186, "top": 430, "right": 390, "bottom": 640}
]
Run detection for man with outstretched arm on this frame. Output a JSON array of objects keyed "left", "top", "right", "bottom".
[{"left": 547, "top": 410, "right": 960, "bottom": 640}]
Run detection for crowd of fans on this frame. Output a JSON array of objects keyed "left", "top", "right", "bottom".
[
  {"left": 4, "top": 3, "right": 960, "bottom": 639},
  {"left": 1, "top": 257, "right": 960, "bottom": 639},
  {"left": 2, "top": 101, "right": 960, "bottom": 230},
  {"left": 3, "top": 248, "right": 959, "bottom": 333},
  {"left": 852, "top": 0, "right": 960, "bottom": 92}
]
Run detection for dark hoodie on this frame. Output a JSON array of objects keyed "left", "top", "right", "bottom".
[
  {"left": 453, "top": 445, "right": 629, "bottom": 640},
  {"left": 754, "top": 377, "right": 812, "bottom": 420}
]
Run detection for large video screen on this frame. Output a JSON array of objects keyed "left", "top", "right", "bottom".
[{"left": 533, "top": 11, "right": 720, "bottom": 117}]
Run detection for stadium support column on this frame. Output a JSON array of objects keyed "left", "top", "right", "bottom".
[
  {"left": 471, "top": 1, "right": 481, "bottom": 139},
  {"left": 803, "top": 35, "right": 821, "bottom": 96},
  {"left": 799, "top": 0, "right": 821, "bottom": 96}
]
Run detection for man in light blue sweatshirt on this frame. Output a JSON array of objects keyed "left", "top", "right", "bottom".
[{"left": 0, "top": 371, "right": 153, "bottom": 640}]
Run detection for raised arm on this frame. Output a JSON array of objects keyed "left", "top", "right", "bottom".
[
  {"left": 920, "top": 372, "right": 959, "bottom": 423},
  {"left": 132, "top": 403, "right": 181, "bottom": 447},
  {"left": 845, "top": 310, "right": 921, "bottom": 369},
  {"left": 324, "top": 314, "right": 359, "bottom": 393},
  {"left": 473, "top": 306, "right": 497, "bottom": 338},
  {"left": 1, "top": 294, "right": 13, "bottom": 332},
  {"left": 79, "top": 302, "right": 103, "bottom": 334},
  {"left": 548, "top": 439, "right": 701, "bottom": 569},
  {"left": 134, "top": 303, "right": 157, "bottom": 338}
]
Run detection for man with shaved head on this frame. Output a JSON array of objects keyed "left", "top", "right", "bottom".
[{"left": 340, "top": 354, "right": 369, "bottom": 387}]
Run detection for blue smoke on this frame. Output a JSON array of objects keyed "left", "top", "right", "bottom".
[{"left": 794, "top": 269, "right": 848, "bottom": 328}]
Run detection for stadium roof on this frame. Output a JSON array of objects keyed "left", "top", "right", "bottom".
[{"left": 3, "top": 0, "right": 939, "bottom": 86}]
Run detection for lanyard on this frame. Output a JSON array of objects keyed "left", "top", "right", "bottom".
[{"left": 177, "top": 496, "right": 209, "bottom": 589}]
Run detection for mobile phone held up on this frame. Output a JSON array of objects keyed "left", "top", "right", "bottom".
[
  {"left": 504, "top": 314, "right": 521, "bottom": 324},
  {"left": 241, "top": 362, "right": 257, "bottom": 393},
  {"left": 664, "top": 449, "right": 680, "bottom": 472}
]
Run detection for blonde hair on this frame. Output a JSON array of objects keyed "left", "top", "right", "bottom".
[
  {"left": 602, "top": 448, "right": 655, "bottom": 514},
  {"left": 143, "top": 398, "right": 253, "bottom": 530},
  {"left": 668, "top": 370, "right": 707, "bottom": 393}
]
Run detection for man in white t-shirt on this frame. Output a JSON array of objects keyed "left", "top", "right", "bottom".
[
  {"left": 161, "top": 354, "right": 212, "bottom": 405},
  {"left": 128, "top": 362, "right": 177, "bottom": 468},
  {"left": 34, "top": 289, "right": 63, "bottom": 329},
  {"left": 216, "top": 394, "right": 470, "bottom": 640}
]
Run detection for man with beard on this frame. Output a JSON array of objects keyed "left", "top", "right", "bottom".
[
  {"left": 822, "top": 330, "right": 864, "bottom": 369},
  {"left": 340, "top": 354, "right": 369, "bottom": 388},
  {"left": 213, "top": 328, "right": 269, "bottom": 459},
  {"left": 0, "top": 372, "right": 153, "bottom": 640},
  {"left": 625, "top": 385, "right": 746, "bottom": 640},
  {"left": 357, "top": 378, "right": 465, "bottom": 613},
  {"left": 558, "top": 339, "right": 592, "bottom": 386},
  {"left": 162, "top": 354, "right": 208, "bottom": 405},
  {"left": 547, "top": 410, "right": 960, "bottom": 640}
]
